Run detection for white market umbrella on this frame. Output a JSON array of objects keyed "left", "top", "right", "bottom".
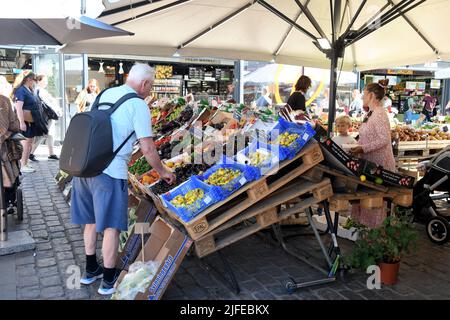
[
  {"left": 0, "top": 16, "right": 134, "bottom": 46},
  {"left": 62, "top": 0, "right": 449, "bottom": 130}
]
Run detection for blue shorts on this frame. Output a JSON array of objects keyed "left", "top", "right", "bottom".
[{"left": 70, "top": 173, "right": 128, "bottom": 232}]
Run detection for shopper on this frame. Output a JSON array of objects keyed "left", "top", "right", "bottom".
[
  {"left": 0, "top": 76, "right": 21, "bottom": 188},
  {"left": 12, "top": 71, "right": 46, "bottom": 173},
  {"left": 255, "top": 86, "right": 272, "bottom": 110},
  {"left": 287, "top": 75, "right": 311, "bottom": 112},
  {"left": 71, "top": 63, "right": 176, "bottom": 296},
  {"left": 350, "top": 79, "right": 395, "bottom": 228},
  {"left": 421, "top": 92, "right": 436, "bottom": 122},
  {"left": 332, "top": 115, "right": 357, "bottom": 148},
  {"left": 383, "top": 93, "right": 393, "bottom": 113},
  {"left": 29, "top": 75, "right": 62, "bottom": 161},
  {"left": 75, "top": 79, "right": 100, "bottom": 113},
  {"left": 349, "top": 89, "right": 363, "bottom": 117}
]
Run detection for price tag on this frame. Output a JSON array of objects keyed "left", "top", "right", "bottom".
[
  {"left": 233, "top": 110, "right": 242, "bottom": 122},
  {"left": 239, "top": 177, "right": 247, "bottom": 185},
  {"left": 204, "top": 196, "right": 212, "bottom": 204},
  {"left": 303, "top": 133, "right": 310, "bottom": 141}
]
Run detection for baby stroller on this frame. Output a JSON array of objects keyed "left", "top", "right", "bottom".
[
  {"left": 1, "top": 134, "right": 24, "bottom": 224},
  {"left": 413, "top": 148, "right": 450, "bottom": 244}
]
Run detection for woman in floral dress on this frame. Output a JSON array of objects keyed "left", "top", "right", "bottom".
[{"left": 350, "top": 79, "right": 395, "bottom": 228}]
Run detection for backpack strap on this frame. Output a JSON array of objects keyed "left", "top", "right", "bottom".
[{"left": 106, "top": 92, "right": 141, "bottom": 115}]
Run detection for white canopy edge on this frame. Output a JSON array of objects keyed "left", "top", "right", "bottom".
[{"left": 61, "top": 42, "right": 450, "bottom": 72}]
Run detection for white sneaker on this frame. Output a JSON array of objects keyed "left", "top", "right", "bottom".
[{"left": 21, "top": 165, "right": 35, "bottom": 173}]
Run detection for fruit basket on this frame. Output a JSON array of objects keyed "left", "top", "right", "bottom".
[{"left": 161, "top": 176, "right": 224, "bottom": 222}]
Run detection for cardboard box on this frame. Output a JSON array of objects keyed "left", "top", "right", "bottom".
[
  {"left": 116, "top": 195, "right": 158, "bottom": 271},
  {"left": 115, "top": 216, "right": 193, "bottom": 300},
  {"left": 360, "top": 159, "right": 415, "bottom": 189}
]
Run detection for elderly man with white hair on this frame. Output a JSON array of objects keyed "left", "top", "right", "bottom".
[{"left": 70, "top": 63, "right": 175, "bottom": 295}]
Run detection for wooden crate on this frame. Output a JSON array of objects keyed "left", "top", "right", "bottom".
[
  {"left": 328, "top": 187, "right": 413, "bottom": 212},
  {"left": 163, "top": 141, "right": 324, "bottom": 241},
  {"left": 193, "top": 178, "right": 333, "bottom": 258}
]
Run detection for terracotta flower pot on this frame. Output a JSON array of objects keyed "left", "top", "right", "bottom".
[{"left": 379, "top": 261, "right": 400, "bottom": 285}]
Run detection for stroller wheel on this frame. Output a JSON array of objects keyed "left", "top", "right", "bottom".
[
  {"left": 426, "top": 216, "right": 449, "bottom": 245},
  {"left": 16, "top": 188, "right": 23, "bottom": 222}
]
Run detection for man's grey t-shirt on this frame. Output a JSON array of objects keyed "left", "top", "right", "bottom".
[{"left": 100, "top": 85, "right": 152, "bottom": 180}]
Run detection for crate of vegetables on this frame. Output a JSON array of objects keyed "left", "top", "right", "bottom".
[
  {"left": 266, "top": 118, "right": 315, "bottom": 161},
  {"left": 128, "top": 156, "right": 152, "bottom": 176},
  {"left": 161, "top": 177, "right": 224, "bottom": 223},
  {"left": 197, "top": 161, "right": 261, "bottom": 198}
]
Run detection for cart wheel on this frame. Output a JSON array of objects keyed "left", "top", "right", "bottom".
[
  {"left": 285, "top": 277, "right": 297, "bottom": 294},
  {"left": 16, "top": 188, "right": 23, "bottom": 222},
  {"left": 426, "top": 216, "right": 449, "bottom": 245}
]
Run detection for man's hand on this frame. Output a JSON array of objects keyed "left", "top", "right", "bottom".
[
  {"left": 350, "top": 145, "right": 364, "bottom": 156},
  {"left": 160, "top": 167, "right": 176, "bottom": 185}
]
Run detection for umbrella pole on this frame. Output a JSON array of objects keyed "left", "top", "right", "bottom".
[{"left": 327, "top": 51, "right": 339, "bottom": 137}]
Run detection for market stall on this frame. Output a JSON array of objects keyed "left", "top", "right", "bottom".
[{"left": 111, "top": 94, "right": 416, "bottom": 299}]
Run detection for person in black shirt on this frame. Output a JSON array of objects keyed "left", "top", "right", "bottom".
[{"left": 287, "top": 75, "right": 311, "bottom": 112}]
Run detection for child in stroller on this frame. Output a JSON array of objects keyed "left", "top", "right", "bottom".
[{"left": 413, "top": 146, "right": 450, "bottom": 244}]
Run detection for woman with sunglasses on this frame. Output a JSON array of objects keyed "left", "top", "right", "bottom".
[
  {"left": 12, "top": 71, "right": 41, "bottom": 173},
  {"left": 350, "top": 79, "right": 395, "bottom": 229}
]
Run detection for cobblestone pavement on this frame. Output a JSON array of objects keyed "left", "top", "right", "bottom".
[{"left": 1, "top": 149, "right": 449, "bottom": 300}]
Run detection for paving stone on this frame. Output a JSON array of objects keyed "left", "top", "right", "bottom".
[
  {"left": 30, "top": 219, "right": 45, "bottom": 226},
  {"left": 65, "top": 288, "right": 90, "bottom": 300},
  {"left": 36, "top": 250, "right": 55, "bottom": 259},
  {"left": 45, "top": 215, "right": 60, "bottom": 221},
  {"left": 17, "top": 265, "right": 36, "bottom": 277},
  {"left": 30, "top": 224, "right": 47, "bottom": 232},
  {"left": 71, "top": 240, "right": 85, "bottom": 248},
  {"left": 337, "top": 289, "right": 366, "bottom": 300},
  {"left": 17, "top": 275, "right": 40, "bottom": 287},
  {"left": 40, "top": 275, "right": 63, "bottom": 287},
  {"left": 38, "top": 266, "right": 59, "bottom": 278},
  {"left": 181, "top": 285, "right": 211, "bottom": 300},
  {"left": 240, "top": 279, "right": 265, "bottom": 292},
  {"left": 56, "top": 251, "right": 75, "bottom": 261},
  {"left": 314, "top": 288, "right": 347, "bottom": 300},
  {"left": 17, "top": 285, "right": 40, "bottom": 299},
  {"left": 32, "top": 230, "right": 49, "bottom": 238},
  {"left": 36, "top": 257, "right": 57, "bottom": 268},
  {"left": 15, "top": 254, "right": 35, "bottom": 266},
  {"left": 41, "top": 286, "right": 65, "bottom": 299},
  {"left": 50, "top": 231, "right": 67, "bottom": 239},
  {"left": 54, "top": 244, "right": 72, "bottom": 252},
  {"left": 48, "top": 225, "right": 65, "bottom": 233},
  {"left": 252, "top": 290, "right": 276, "bottom": 300},
  {"left": 36, "top": 241, "right": 53, "bottom": 251}
]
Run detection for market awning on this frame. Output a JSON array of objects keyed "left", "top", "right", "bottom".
[
  {"left": 0, "top": 16, "right": 134, "bottom": 46},
  {"left": 62, "top": 0, "right": 449, "bottom": 71}
]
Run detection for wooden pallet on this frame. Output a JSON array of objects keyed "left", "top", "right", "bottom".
[
  {"left": 194, "top": 177, "right": 333, "bottom": 258},
  {"left": 396, "top": 140, "right": 450, "bottom": 157},
  {"left": 303, "top": 164, "right": 389, "bottom": 193},
  {"left": 160, "top": 141, "right": 324, "bottom": 241},
  {"left": 328, "top": 187, "right": 413, "bottom": 212}
]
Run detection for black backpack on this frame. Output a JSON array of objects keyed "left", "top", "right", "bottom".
[{"left": 60, "top": 89, "right": 141, "bottom": 177}]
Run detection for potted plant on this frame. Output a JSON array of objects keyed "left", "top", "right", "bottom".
[{"left": 345, "top": 215, "right": 418, "bottom": 285}]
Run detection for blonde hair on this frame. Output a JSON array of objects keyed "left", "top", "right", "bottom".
[
  {"left": 12, "top": 70, "right": 36, "bottom": 97},
  {"left": 335, "top": 115, "right": 352, "bottom": 127},
  {"left": 0, "top": 76, "right": 12, "bottom": 97},
  {"left": 87, "top": 79, "right": 100, "bottom": 94}
]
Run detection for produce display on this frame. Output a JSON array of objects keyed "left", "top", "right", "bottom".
[
  {"left": 205, "top": 168, "right": 241, "bottom": 186},
  {"left": 139, "top": 170, "right": 160, "bottom": 185},
  {"left": 248, "top": 151, "right": 271, "bottom": 166},
  {"left": 271, "top": 132, "right": 299, "bottom": 147},
  {"left": 129, "top": 156, "right": 152, "bottom": 176},
  {"left": 111, "top": 260, "right": 160, "bottom": 300},
  {"left": 392, "top": 126, "right": 450, "bottom": 142},
  {"left": 170, "top": 188, "right": 205, "bottom": 208},
  {"left": 343, "top": 217, "right": 366, "bottom": 230}
]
